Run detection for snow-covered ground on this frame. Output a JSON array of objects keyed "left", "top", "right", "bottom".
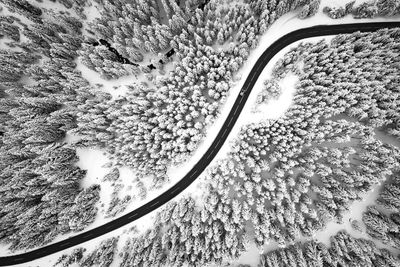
[
  {"left": 75, "top": 64, "right": 131, "bottom": 99},
  {"left": 233, "top": 242, "right": 261, "bottom": 267}
]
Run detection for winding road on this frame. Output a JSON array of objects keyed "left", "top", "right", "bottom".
[{"left": 2, "top": 21, "right": 400, "bottom": 266}]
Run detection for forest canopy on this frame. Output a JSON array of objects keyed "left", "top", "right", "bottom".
[
  {"left": 0, "top": 0, "right": 321, "bottom": 251},
  {"left": 1, "top": 0, "right": 400, "bottom": 266},
  {"left": 60, "top": 27, "right": 400, "bottom": 267}
]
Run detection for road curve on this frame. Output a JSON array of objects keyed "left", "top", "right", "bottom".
[{"left": 2, "top": 21, "right": 400, "bottom": 266}]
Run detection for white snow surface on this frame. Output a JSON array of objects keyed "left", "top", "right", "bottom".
[
  {"left": 232, "top": 242, "right": 261, "bottom": 267},
  {"left": 75, "top": 64, "right": 131, "bottom": 99}
]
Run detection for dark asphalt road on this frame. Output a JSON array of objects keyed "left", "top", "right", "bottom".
[{"left": 2, "top": 21, "right": 400, "bottom": 266}]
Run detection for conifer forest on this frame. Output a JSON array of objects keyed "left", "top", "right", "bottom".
[{"left": 0, "top": 0, "right": 400, "bottom": 266}]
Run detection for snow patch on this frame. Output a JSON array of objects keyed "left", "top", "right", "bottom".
[
  {"left": 75, "top": 148, "right": 109, "bottom": 188},
  {"left": 232, "top": 242, "right": 261, "bottom": 267},
  {"left": 75, "top": 63, "right": 131, "bottom": 99},
  {"left": 251, "top": 73, "right": 298, "bottom": 122}
]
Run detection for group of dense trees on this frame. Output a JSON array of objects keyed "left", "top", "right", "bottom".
[
  {"left": 110, "top": 28, "right": 400, "bottom": 266},
  {"left": 0, "top": 0, "right": 321, "bottom": 253},
  {"left": 255, "top": 79, "right": 282, "bottom": 109},
  {"left": 198, "top": 28, "right": 400, "bottom": 250},
  {"left": 0, "top": 0, "right": 101, "bottom": 250},
  {"left": 54, "top": 237, "right": 118, "bottom": 267},
  {"left": 79, "top": 0, "right": 322, "bottom": 79},
  {"left": 74, "top": 0, "right": 320, "bottom": 189},
  {"left": 58, "top": 27, "right": 400, "bottom": 266},
  {"left": 78, "top": 0, "right": 197, "bottom": 79},
  {"left": 0, "top": 0, "right": 43, "bottom": 22},
  {"left": 297, "top": 0, "right": 320, "bottom": 19},
  {"left": 258, "top": 231, "right": 399, "bottom": 266},
  {"left": 102, "top": 168, "right": 133, "bottom": 218},
  {"left": 362, "top": 171, "right": 400, "bottom": 248},
  {"left": 2, "top": 0, "right": 400, "bottom": 266},
  {"left": 323, "top": 0, "right": 400, "bottom": 19},
  {"left": 89, "top": 0, "right": 193, "bottom": 57},
  {"left": 0, "top": 16, "right": 20, "bottom": 42},
  {"left": 48, "top": 0, "right": 90, "bottom": 19},
  {"left": 117, "top": 196, "right": 249, "bottom": 266}
]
